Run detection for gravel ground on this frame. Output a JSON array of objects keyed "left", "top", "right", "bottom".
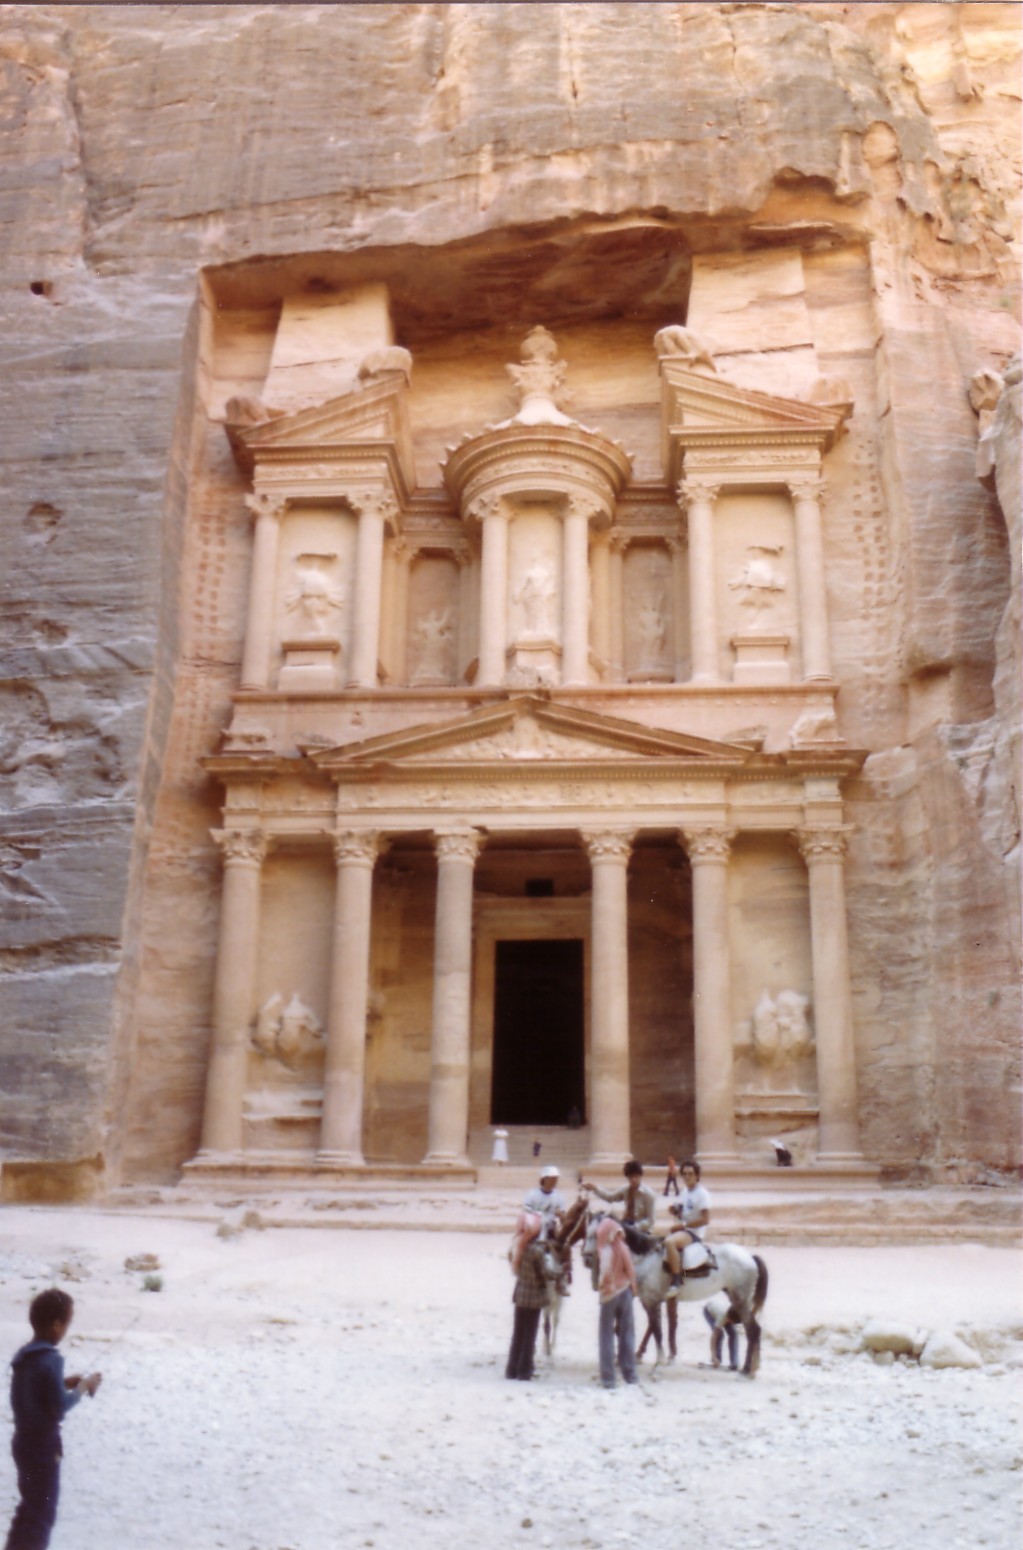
[{"left": 0, "top": 1208, "right": 1019, "bottom": 1550}]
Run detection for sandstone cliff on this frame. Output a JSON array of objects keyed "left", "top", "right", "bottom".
[{"left": 0, "top": 3, "right": 1018, "bottom": 1192}]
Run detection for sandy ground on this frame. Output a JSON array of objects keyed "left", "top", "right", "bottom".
[{"left": 0, "top": 1205, "right": 1019, "bottom": 1550}]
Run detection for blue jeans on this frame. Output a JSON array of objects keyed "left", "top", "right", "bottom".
[
  {"left": 5, "top": 1433, "right": 61, "bottom": 1550},
  {"left": 598, "top": 1289, "right": 638, "bottom": 1387}
]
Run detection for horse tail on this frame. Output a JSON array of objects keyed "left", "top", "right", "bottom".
[{"left": 752, "top": 1254, "right": 769, "bottom": 1316}]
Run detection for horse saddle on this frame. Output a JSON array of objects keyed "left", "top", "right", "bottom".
[{"left": 680, "top": 1240, "right": 716, "bottom": 1278}]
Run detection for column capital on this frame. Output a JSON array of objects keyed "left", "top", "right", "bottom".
[
  {"left": 583, "top": 828, "right": 635, "bottom": 863},
  {"left": 467, "top": 493, "right": 504, "bottom": 525},
  {"left": 332, "top": 829, "right": 381, "bottom": 867},
  {"left": 244, "top": 491, "right": 287, "bottom": 524},
  {"left": 795, "top": 826, "right": 850, "bottom": 863},
  {"left": 350, "top": 491, "right": 399, "bottom": 525},
  {"left": 788, "top": 475, "right": 825, "bottom": 505},
  {"left": 676, "top": 476, "right": 721, "bottom": 511},
  {"left": 565, "top": 494, "right": 602, "bottom": 524},
  {"left": 213, "top": 827, "right": 267, "bottom": 865},
  {"left": 434, "top": 827, "right": 484, "bottom": 865},
  {"left": 681, "top": 827, "right": 736, "bottom": 863},
  {"left": 390, "top": 536, "right": 413, "bottom": 564}
]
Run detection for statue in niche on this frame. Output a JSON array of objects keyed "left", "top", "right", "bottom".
[
  {"left": 413, "top": 607, "right": 454, "bottom": 680},
  {"left": 751, "top": 988, "right": 814, "bottom": 1067},
  {"left": 728, "top": 544, "right": 786, "bottom": 613},
  {"left": 514, "top": 559, "right": 556, "bottom": 638},
  {"left": 284, "top": 554, "right": 344, "bottom": 638},
  {"left": 634, "top": 594, "right": 668, "bottom": 667},
  {"left": 252, "top": 992, "right": 324, "bottom": 1068}
]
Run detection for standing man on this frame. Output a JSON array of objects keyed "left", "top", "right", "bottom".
[{"left": 595, "top": 1217, "right": 639, "bottom": 1389}]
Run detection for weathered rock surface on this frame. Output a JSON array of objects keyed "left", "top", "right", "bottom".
[{"left": 0, "top": 4, "right": 1019, "bottom": 1190}]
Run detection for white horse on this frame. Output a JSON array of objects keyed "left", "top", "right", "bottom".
[{"left": 583, "top": 1211, "right": 768, "bottom": 1376}]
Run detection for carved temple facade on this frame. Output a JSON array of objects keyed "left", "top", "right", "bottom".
[{"left": 184, "top": 306, "right": 875, "bottom": 1184}]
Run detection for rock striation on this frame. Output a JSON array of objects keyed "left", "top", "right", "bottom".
[{"left": 0, "top": 3, "right": 1019, "bottom": 1194}]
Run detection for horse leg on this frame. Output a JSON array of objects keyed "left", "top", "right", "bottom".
[
  {"left": 646, "top": 1301, "right": 664, "bottom": 1371},
  {"left": 741, "top": 1315, "right": 761, "bottom": 1377}
]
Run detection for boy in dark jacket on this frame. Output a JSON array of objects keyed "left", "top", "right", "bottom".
[{"left": 5, "top": 1287, "right": 101, "bottom": 1550}]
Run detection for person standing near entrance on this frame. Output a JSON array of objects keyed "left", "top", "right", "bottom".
[
  {"left": 663, "top": 1155, "right": 680, "bottom": 1196},
  {"left": 505, "top": 1212, "right": 547, "bottom": 1381},
  {"left": 582, "top": 1159, "right": 657, "bottom": 1232},
  {"left": 595, "top": 1217, "right": 639, "bottom": 1389}
]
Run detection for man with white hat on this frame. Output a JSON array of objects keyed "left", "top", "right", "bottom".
[
  {"left": 523, "top": 1165, "right": 565, "bottom": 1222},
  {"left": 523, "top": 1165, "right": 570, "bottom": 1296}
]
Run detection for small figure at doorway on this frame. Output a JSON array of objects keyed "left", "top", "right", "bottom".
[
  {"left": 663, "top": 1154, "right": 680, "bottom": 1196},
  {"left": 532, "top": 1140, "right": 542, "bottom": 1159},
  {"left": 770, "top": 1136, "right": 794, "bottom": 1167},
  {"left": 567, "top": 1105, "right": 582, "bottom": 1130},
  {"left": 491, "top": 1128, "right": 509, "bottom": 1166}
]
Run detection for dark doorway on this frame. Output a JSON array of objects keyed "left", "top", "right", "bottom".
[{"left": 490, "top": 939, "right": 585, "bottom": 1125}]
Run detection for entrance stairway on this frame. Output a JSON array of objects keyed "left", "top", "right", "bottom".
[{"left": 469, "top": 1124, "right": 590, "bottom": 1188}]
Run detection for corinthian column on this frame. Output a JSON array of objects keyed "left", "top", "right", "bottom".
[
  {"left": 318, "top": 831, "right": 380, "bottom": 1166},
  {"left": 199, "top": 828, "right": 268, "bottom": 1155},
  {"left": 475, "top": 496, "right": 509, "bottom": 687},
  {"left": 240, "top": 494, "right": 285, "bottom": 689},
  {"left": 789, "top": 477, "right": 832, "bottom": 682},
  {"left": 424, "top": 828, "right": 482, "bottom": 1166},
  {"left": 682, "top": 827, "right": 738, "bottom": 1163},
  {"left": 796, "top": 828, "right": 861, "bottom": 1160},
  {"left": 562, "top": 497, "right": 592, "bottom": 686},
  {"left": 347, "top": 495, "right": 395, "bottom": 688},
  {"left": 584, "top": 829, "right": 634, "bottom": 1164},
  {"left": 678, "top": 479, "right": 720, "bottom": 684}
]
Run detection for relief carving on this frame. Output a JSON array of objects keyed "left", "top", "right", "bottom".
[
  {"left": 513, "top": 557, "right": 556, "bottom": 639},
  {"left": 751, "top": 987, "right": 815, "bottom": 1067},
  {"left": 284, "top": 554, "right": 344, "bottom": 640},
  {"left": 252, "top": 992, "right": 324, "bottom": 1067},
  {"left": 410, "top": 607, "right": 455, "bottom": 685},
  {"left": 728, "top": 545, "right": 786, "bottom": 613},
  {"left": 633, "top": 593, "right": 669, "bottom": 672}
]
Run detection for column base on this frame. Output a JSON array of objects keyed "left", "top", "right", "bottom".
[
  {"left": 586, "top": 1150, "right": 632, "bottom": 1169},
  {"left": 695, "top": 1150, "right": 742, "bottom": 1169},
  {"left": 421, "top": 1152, "right": 473, "bottom": 1171},
  {"left": 316, "top": 1150, "right": 366, "bottom": 1169}
]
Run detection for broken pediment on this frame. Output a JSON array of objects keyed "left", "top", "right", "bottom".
[
  {"left": 311, "top": 696, "right": 757, "bottom": 775},
  {"left": 659, "top": 362, "right": 851, "bottom": 487},
  {"left": 225, "top": 374, "right": 416, "bottom": 497}
]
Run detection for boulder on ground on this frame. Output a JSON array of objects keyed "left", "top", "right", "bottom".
[
  {"left": 919, "top": 1330, "right": 983, "bottom": 1370},
  {"left": 860, "top": 1319, "right": 926, "bottom": 1358}
]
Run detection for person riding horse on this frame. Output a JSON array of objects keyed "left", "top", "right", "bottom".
[
  {"left": 660, "top": 1159, "right": 712, "bottom": 1292},
  {"left": 523, "top": 1165, "right": 570, "bottom": 1293},
  {"left": 581, "top": 1159, "right": 657, "bottom": 1232}
]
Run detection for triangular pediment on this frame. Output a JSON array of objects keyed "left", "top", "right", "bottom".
[
  {"left": 660, "top": 362, "right": 849, "bottom": 473},
  {"left": 226, "top": 377, "right": 416, "bottom": 491},
  {"left": 311, "top": 696, "right": 757, "bottom": 773}
]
